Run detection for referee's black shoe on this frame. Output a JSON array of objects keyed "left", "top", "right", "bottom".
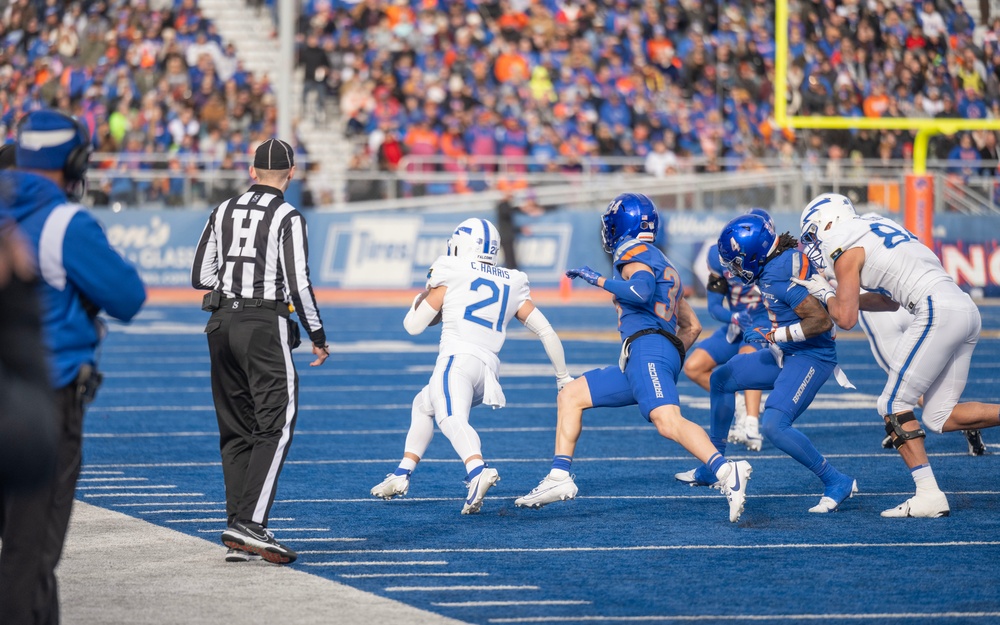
[{"left": 222, "top": 520, "right": 297, "bottom": 564}]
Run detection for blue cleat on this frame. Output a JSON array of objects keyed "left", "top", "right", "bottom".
[{"left": 809, "top": 475, "right": 858, "bottom": 513}]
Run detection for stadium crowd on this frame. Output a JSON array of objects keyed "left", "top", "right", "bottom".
[
  {"left": 2, "top": 0, "right": 1000, "bottom": 203},
  {"left": 0, "top": 0, "right": 295, "bottom": 206},
  {"left": 304, "top": 0, "right": 1000, "bottom": 195}
]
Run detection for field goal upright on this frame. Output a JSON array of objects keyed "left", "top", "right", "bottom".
[{"left": 772, "top": 0, "right": 1000, "bottom": 243}]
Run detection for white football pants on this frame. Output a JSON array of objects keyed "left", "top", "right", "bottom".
[{"left": 876, "top": 282, "right": 982, "bottom": 433}]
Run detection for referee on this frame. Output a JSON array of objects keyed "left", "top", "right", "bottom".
[{"left": 191, "top": 138, "right": 329, "bottom": 565}]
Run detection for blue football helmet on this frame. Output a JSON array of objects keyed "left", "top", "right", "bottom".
[
  {"left": 601, "top": 192, "right": 659, "bottom": 253},
  {"left": 747, "top": 207, "right": 774, "bottom": 230},
  {"left": 718, "top": 214, "right": 777, "bottom": 285}
]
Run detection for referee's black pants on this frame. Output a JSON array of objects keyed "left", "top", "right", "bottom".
[{"left": 206, "top": 305, "right": 298, "bottom": 527}]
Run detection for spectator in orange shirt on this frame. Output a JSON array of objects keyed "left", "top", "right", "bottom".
[
  {"left": 495, "top": 43, "right": 529, "bottom": 84},
  {"left": 863, "top": 81, "right": 891, "bottom": 117}
]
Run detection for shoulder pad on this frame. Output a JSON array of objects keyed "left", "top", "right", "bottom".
[{"left": 614, "top": 238, "right": 652, "bottom": 264}]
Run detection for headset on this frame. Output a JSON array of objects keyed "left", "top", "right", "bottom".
[{"left": 15, "top": 110, "right": 92, "bottom": 199}]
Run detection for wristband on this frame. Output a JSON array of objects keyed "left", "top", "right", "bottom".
[{"left": 771, "top": 322, "right": 806, "bottom": 343}]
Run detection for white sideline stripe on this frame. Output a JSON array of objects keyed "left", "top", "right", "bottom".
[
  {"left": 488, "top": 613, "right": 1000, "bottom": 623},
  {"left": 76, "top": 485, "right": 176, "bottom": 490},
  {"left": 90, "top": 404, "right": 561, "bottom": 411},
  {"left": 76, "top": 477, "right": 146, "bottom": 482},
  {"left": 436, "top": 601, "right": 591, "bottom": 607},
  {"left": 82, "top": 422, "right": 895, "bottom": 439},
  {"left": 139, "top": 509, "right": 226, "bottom": 514},
  {"left": 84, "top": 493, "right": 204, "bottom": 498},
  {"left": 342, "top": 572, "right": 490, "bottom": 578},
  {"left": 304, "top": 561, "right": 448, "bottom": 567},
  {"left": 113, "top": 501, "right": 220, "bottom": 507},
  {"left": 276, "top": 538, "right": 366, "bottom": 543},
  {"left": 78, "top": 471, "right": 124, "bottom": 475},
  {"left": 196, "top": 527, "right": 329, "bottom": 533},
  {"left": 166, "top": 517, "right": 293, "bottom": 524},
  {"left": 80, "top": 450, "right": 987, "bottom": 469},
  {"left": 276, "top": 490, "right": 1000, "bottom": 506},
  {"left": 386, "top": 585, "right": 538, "bottom": 593},
  {"left": 299, "top": 541, "right": 1000, "bottom": 556}
]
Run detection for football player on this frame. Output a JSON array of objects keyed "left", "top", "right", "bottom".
[
  {"left": 370, "top": 218, "right": 573, "bottom": 514},
  {"left": 677, "top": 212, "right": 859, "bottom": 514},
  {"left": 795, "top": 193, "right": 1000, "bottom": 517},
  {"left": 683, "top": 208, "right": 772, "bottom": 452},
  {"left": 514, "top": 193, "right": 752, "bottom": 523}
]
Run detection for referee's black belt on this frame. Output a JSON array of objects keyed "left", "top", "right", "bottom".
[
  {"left": 623, "top": 327, "right": 687, "bottom": 365},
  {"left": 221, "top": 298, "right": 286, "bottom": 315}
]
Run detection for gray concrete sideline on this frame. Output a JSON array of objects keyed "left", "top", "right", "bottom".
[{"left": 46, "top": 502, "right": 469, "bottom": 625}]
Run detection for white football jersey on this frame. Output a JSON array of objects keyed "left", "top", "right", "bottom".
[
  {"left": 426, "top": 255, "right": 531, "bottom": 371},
  {"left": 820, "top": 215, "right": 952, "bottom": 310}
]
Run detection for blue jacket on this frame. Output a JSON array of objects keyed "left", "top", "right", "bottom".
[{"left": 1, "top": 171, "right": 146, "bottom": 387}]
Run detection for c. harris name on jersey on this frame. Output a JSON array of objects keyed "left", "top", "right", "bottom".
[{"left": 475, "top": 262, "right": 511, "bottom": 279}]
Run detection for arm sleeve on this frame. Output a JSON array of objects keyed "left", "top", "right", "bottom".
[
  {"left": 64, "top": 212, "right": 146, "bottom": 322},
  {"left": 280, "top": 212, "right": 326, "bottom": 346},
  {"left": 707, "top": 291, "right": 731, "bottom": 324},
  {"left": 191, "top": 207, "right": 219, "bottom": 290},
  {"left": 522, "top": 307, "right": 569, "bottom": 379},
  {"left": 402, "top": 299, "right": 439, "bottom": 336},
  {"left": 601, "top": 269, "right": 655, "bottom": 304}
]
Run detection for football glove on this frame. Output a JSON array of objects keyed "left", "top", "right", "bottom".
[
  {"left": 566, "top": 266, "right": 602, "bottom": 286},
  {"left": 791, "top": 273, "right": 836, "bottom": 305},
  {"left": 556, "top": 374, "right": 574, "bottom": 391}
]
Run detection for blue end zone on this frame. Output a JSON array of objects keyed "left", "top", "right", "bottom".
[{"left": 83, "top": 304, "right": 1000, "bottom": 623}]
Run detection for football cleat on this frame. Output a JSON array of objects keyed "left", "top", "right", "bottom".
[
  {"left": 881, "top": 490, "right": 950, "bottom": 518},
  {"left": 515, "top": 474, "right": 579, "bottom": 508},
  {"left": 371, "top": 472, "right": 410, "bottom": 500},
  {"left": 718, "top": 460, "right": 752, "bottom": 523},
  {"left": 743, "top": 416, "right": 763, "bottom": 452},
  {"left": 674, "top": 467, "right": 720, "bottom": 489},
  {"left": 462, "top": 466, "right": 500, "bottom": 514},
  {"left": 808, "top": 477, "right": 858, "bottom": 513},
  {"left": 964, "top": 430, "right": 988, "bottom": 456}
]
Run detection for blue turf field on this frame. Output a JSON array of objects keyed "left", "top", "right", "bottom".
[{"left": 83, "top": 304, "right": 1000, "bottom": 624}]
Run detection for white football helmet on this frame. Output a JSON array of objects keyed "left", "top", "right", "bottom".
[
  {"left": 448, "top": 218, "right": 501, "bottom": 265},
  {"left": 800, "top": 193, "right": 857, "bottom": 270}
]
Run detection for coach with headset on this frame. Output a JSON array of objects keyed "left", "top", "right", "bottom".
[
  {"left": 0, "top": 110, "right": 146, "bottom": 625},
  {"left": 191, "top": 138, "right": 329, "bottom": 565}
]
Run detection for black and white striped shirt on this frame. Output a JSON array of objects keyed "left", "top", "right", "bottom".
[{"left": 191, "top": 184, "right": 325, "bottom": 345}]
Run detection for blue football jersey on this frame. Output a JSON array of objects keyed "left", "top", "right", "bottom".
[
  {"left": 756, "top": 249, "right": 837, "bottom": 361},
  {"left": 610, "top": 238, "right": 682, "bottom": 340},
  {"left": 707, "top": 250, "right": 769, "bottom": 324}
]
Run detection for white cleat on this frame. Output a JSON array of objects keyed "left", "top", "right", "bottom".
[
  {"left": 881, "top": 490, "right": 950, "bottom": 518},
  {"left": 728, "top": 395, "right": 748, "bottom": 445},
  {"left": 370, "top": 473, "right": 410, "bottom": 500},
  {"left": 808, "top": 479, "right": 859, "bottom": 513},
  {"left": 515, "top": 474, "right": 579, "bottom": 509},
  {"left": 742, "top": 416, "right": 762, "bottom": 452},
  {"left": 673, "top": 468, "right": 720, "bottom": 489},
  {"left": 718, "top": 460, "right": 752, "bottom": 523},
  {"left": 461, "top": 467, "right": 500, "bottom": 514}
]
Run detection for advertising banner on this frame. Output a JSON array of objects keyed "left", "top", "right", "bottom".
[{"left": 95, "top": 208, "right": 1000, "bottom": 296}]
